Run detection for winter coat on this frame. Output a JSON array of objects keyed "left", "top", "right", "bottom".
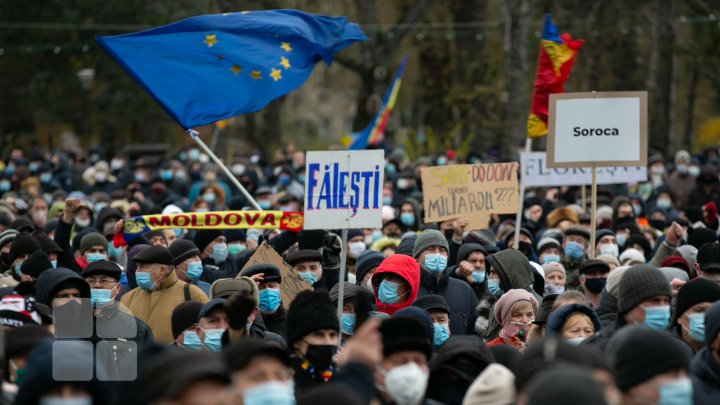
[
  {"left": 484, "top": 249, "right": 542, "bottom": 341},
  {"left": 666, "top": 172, "right": 696, "bottom": 210},
  {"left": 372, "top": 255, "right": 421, "bottom": 316},
  {"left": 418, "top": 267, "right": 478, "bottom": 335},
  {"left": 120, "top": 271, "right": 208, "bottom": 343},
  {"left": 595, "top": 290, "right": 619, "bottom": 330},
  {"left": 262, "top": 305, "right": 287, "bottom": 338},
  {"left": 52, "top": 218, "right": 83, "bottom": 273},
  {"left": 690, "top": 347, "right": 720, "bottom": 404},
  {"left": 447, "top": 243, "right": 489, "bottom": 300},
  {"left": 200, "top": 256, "right": 239, "bottom": 283},
  {"left": 560, "top": 255, "right": 583, "bottom": 289}
]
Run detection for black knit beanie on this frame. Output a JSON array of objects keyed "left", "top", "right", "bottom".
[
  {"left": 9, "top": 235, "right": 41, "bottom": 264},
  {"left": 285, "top": 291, "right": 338, "bottom": 344},
  {"left": 609, "top": 325, "right": 691, "bottom": 392},
  {"left": 673, "top": 278, "right": 720, "bottom": 325},
  {"left": 194, "top": 229, "right": 223, "bottom": 252},
  {"left": 171, "top": 301, "right": 203, "bottom": 339},
  {"left": 526, "top": 366, "right": 606, "bottom": 405},
  {"left": 617, "top": 265, "right": 671, "bottom": 315},
  {"left": 20, "top": 250, "right": 53, "bottom": 279}
]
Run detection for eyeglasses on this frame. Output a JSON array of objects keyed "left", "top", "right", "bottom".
[{"left": 85, "top": 278, "right": 118, "bottom": 287}]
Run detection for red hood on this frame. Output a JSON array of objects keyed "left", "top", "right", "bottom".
[{"left": 372, "top": 254, "right": 420, "bottom": 315}]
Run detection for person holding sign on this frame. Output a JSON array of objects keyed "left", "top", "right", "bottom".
[{"left": 413, "top": 230, "right": 478, "bottom": 335}]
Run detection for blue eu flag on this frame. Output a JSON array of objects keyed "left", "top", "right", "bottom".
[{"left": 96, "top": 10, "right": 367, "bottom": 129}]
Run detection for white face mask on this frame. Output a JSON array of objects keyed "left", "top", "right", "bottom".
[
  {"left": 348, "top": 241, "right": 365, "bottom": 259},
  {"left": 75, "top": 217, "right": 91, "bottom": 228},
  {"left": 598, "top": 243, "right": 619, "bottom": 258},
  {"left": 365, "top": 276, "right": 374, "bottom": 292},
  {"left": 381, "top": 362, "right": 428, "bottom": 405}
]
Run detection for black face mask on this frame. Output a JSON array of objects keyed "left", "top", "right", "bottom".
[
  {"left": 518, "top": 242, "right": 537, "bottom": 262},
  {"left": 649, "top": 219, "right": 666, "bottom": 231},
  {"left": 304, "top": 344, "right": 337, "bottom": 372},
  {"left": 584, "top": 277, "right": 607, "bottom": 294}
]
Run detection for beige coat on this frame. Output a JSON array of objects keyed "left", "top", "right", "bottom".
[{"left": 121, "top": 271, "right": 207, "bottom": 343}]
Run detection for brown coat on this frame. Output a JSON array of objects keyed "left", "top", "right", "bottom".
[{"left": 121, "top": 271, "right": 208, "bottom": 343}]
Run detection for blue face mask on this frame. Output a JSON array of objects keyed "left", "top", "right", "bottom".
[
  {"left": 564, "top": 241, "right": 585, "bottom": 260},
  {"left": 14, "top": 263, "right": 22, "bottom": 277},
  {"left": 643, "top": 305, "right": 670, "bottom": 331},
  {"left": 278, "top": 176, "right": 291, "bottom": 185},
  {"left": 135, "top": 271, "right": 156, "bottom": 291},
  {"left": 378, "top": 280, "right": 403, "bottom": 304},
  {"left": 298, "top": 271, "right": 318, "bottom": 286},
  {"left": 658, "top": 377, "right": 693, "bottom": 405},
  {"left": 86, "top": 252, "right": 107, "bottom": 263},
  {"left": 202, "top": 193, "right": 216, "bottom": 203},
  {"left": 258, "top": 200, "right": 272, "bottom": 210},
  {"left": 228, "top": 244, "right": 247, "bottom": 256},
  {"left": 119, "top": 271, "right": 128, "bottom": 285},
  {"left": 341, "top": 313, "right": 356, "bottom": 335},
  {"left": 687, "top": 312, "right": 705, "bottom": 343},
  {"left": 566, "top": 337, "right": 586, "bottom": 346},
  {"left": 40, "top": 173, "right": 52, "bottom": 184},
  {"left": 386, "top": 163, "right": 396, "bottom": 174},
  {"left": 542, "top": 254, "right": 560, "bottom": 264},
  {"left": 297, "top": 174, "right": 306, "bottom": 184},
  {"left": 616, "top": 234, "right": 626, "bottom": 247},
  {"left": 259, "top": 288, "right": 281, "bottom": 312},
  {"left": 471, "top": 270, "right": 486, "bottom": 284},
  {"left": 90, "top": 288, "right": 113, "bottom": 307},
  {"left": 202, "top": 328, "right": 225, "bottom": 352},
  {"left": 211, "top": 243, "right": 228, "bottom": 264},
  {"left": 107, "top": 242, "right": 123, "bottom": 259},
  {"left": 433, "top": 323, "right": 450, "bottom": 349},
  {"left": 51, "top": 259, "right": 57, "bottom": 268},
  {"left": 487, "top": 278, "right": 503, "bottom": 297},
  {"left": 424, "top": 254, "right": 448, "bottom": 275},
  {"left": 243, "top": 381, "right": 295, "bottom": 405},
  {"left": 160, "top": 169, "right": 173, "bottom": 181},
  {"left": 186, "top": 261, "right": 204, "bottom": 280},
  {"left": 183, "top": 330, "right": 202, "bottom": 351},
  {"left": 656, "top": 199, "right": 672, "bottom": 210},
  {"left": 372, "top": 230, "right": 383, "bottom": 241},
  {"left": 0, "top": 181, "right": 9, "bottom": 192},
  {"left": 174, "top": 228, "right": 183, "bottom": 238},
  {"left": 400, "top": 212, "right": 415, "bottom": 227},
  {"left": 383, "top": 196, "right": 392, "bottom": 206}
]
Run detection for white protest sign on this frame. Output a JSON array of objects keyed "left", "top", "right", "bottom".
[
  {"left": 547, "top": 91, "right": 648, "bottom": 168},
  {"left": 304, "top": 150, "right": 385, "bottom": 229},
  {"left": 522, "top": 152, "right": 647, "bottom": 187}
]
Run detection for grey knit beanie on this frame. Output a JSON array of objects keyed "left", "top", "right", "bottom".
[
  {"left": 79, "top": 232, "right": 107, "bottom": 254},
  {"left": 617, "top": 265, "right": 671, "bottom": 314},
  {"left": 412, "top": 229, "right": 449, "bottom": 258}
]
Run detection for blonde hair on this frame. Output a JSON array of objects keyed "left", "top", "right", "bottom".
[
  {"left": 561, "top": 312, "right": 595, "bottom": 334},
  {"left": 505, "top": 300, "right": 534, "bottom": 324}
]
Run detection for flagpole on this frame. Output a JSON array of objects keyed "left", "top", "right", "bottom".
[
  {"left": 187, "top": 129, "right": 262, "bottom": 210},
  {"left": 513, "top": 138, "right": 532, "bottom": 249},
  {"left": 337, "top": 228, "right": 348, "bottom": 348}
]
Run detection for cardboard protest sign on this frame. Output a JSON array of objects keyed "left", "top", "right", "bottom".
[
  {"left": 421, "top": 162, "right": 519, "bottom": 229},
  {"left": 547, "top": 91, "right": 648, "bottom": 168},
  {"left": 304, "top": 150, "right": 385, "bottom": 229},
  {"left": 522, "top": 152, "right": 647, "bottom": 187},
  {"left": 239, "top": 242, "right": 312, "bottom": 307}
]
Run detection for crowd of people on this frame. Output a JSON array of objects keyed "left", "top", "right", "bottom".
[{"left": 0, "top": 144, "right": 719, "bottom": 404}]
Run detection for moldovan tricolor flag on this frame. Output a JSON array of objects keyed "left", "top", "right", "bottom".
[{"left": 527, "top": 14, "right": 584, "bottom": 138}]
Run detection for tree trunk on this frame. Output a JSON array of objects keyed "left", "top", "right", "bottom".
[
  {"left": 500, "top": 0, "right": 536, "bottom": 158},
  {"left": 646, "top": 0, "right": 677, "bottom": 155}
]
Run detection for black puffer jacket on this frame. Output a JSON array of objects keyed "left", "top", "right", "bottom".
[
  {"left": 483, "top": 249, "right": 541, "bottom": 341},
  {"left": 691, "top": 347, "right": 720, "bottom": 404},
  {"left": 418, "top": 267, "right": 478, "bottom": 335}
]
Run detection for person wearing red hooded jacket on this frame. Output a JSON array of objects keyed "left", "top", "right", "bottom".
[{"left": 372, "top": 254, "right": 420, "bottom": 316}]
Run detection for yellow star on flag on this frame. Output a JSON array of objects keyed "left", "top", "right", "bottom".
[
  {"left": 270, "top": 68, "right": 282, "bottom": 81},
  {"left": 280, "top": 42, "right": 293, "bottom": 52},
  {"left": 250, "top": 70, "right": 262, "bottom": 80},
  {"left": 280, "top": 56, "right": 291, "bottom": 70},
  {"left": 230, "top": 65, "right": 242, "bottom": 75},
  {"left": 204, "top": 34, "right": 218, "bottom": 47}
]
